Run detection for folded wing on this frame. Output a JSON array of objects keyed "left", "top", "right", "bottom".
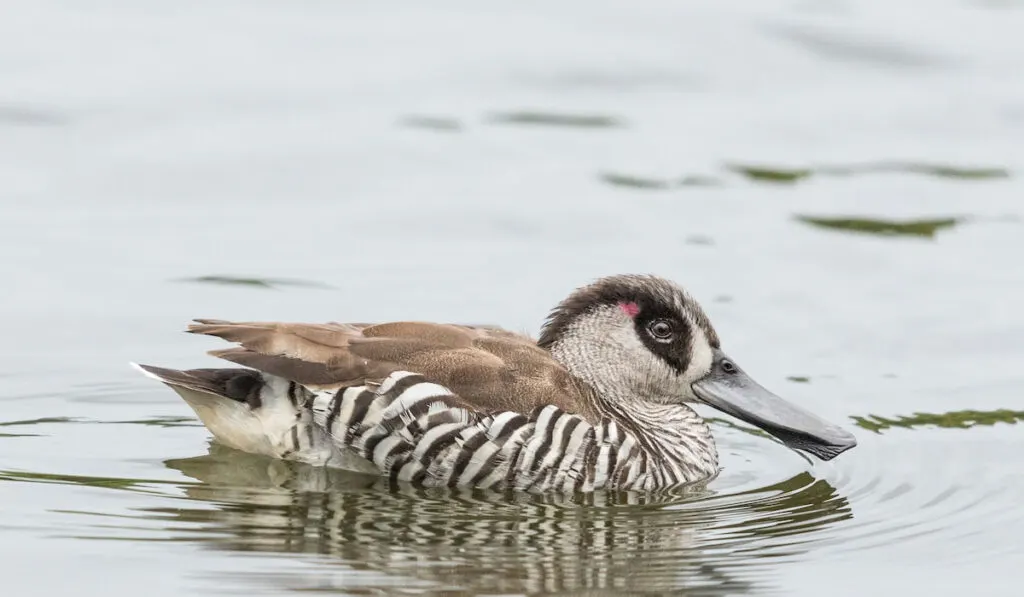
[{"left": 187, "top": 319, "right": 598, "bottom": 421}]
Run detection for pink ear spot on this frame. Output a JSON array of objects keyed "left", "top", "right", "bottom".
[{"left": 619, "top": 302, "right": 640, "bottom": 318}]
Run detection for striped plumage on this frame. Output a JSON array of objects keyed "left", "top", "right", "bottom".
[
  {"left": 135, "top": 274, "right": 856, "bottom": 494},
  {"left": 136, "top": 366, "right": 718, "bottom": 492}
]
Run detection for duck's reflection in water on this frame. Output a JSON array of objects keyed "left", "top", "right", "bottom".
[{"left": 155, "top": 444, "right": 852, "bottom": 595}]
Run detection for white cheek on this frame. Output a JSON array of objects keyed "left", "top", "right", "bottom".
[{"left": 685, "top": 326, "right": 715, "bottom": 383}]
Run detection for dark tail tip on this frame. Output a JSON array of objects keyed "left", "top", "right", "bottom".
[{"left": 131, "top": 362, "right": 264, "bottom": 409}]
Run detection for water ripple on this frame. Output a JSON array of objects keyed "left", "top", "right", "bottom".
[
  {"left": 2, "top": 410, "right": 1020, "bottom": 594},
  {"left": 1, "top": 441, "right": 853, "bottom": 595}
]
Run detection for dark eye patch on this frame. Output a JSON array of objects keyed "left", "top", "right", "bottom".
[{"left": 633, "top": 304, "right": 692, "bottom": 374}]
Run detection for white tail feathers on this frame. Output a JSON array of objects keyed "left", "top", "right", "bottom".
[
  {"left": 132, "top": 362, "right": 378, "bottom": 472},
  {"left": 131, "top": 362, "right": 279, "bottom": 457}
]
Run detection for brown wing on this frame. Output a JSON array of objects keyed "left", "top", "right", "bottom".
[{"left": 186, "top": 319, "right": 599, "bottom": 422}]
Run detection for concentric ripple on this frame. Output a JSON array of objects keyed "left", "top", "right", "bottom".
[
  {"left": 2, "top": 408, "right": 1022, "bottom": 595},
  {"left": 140, "top": 444, "right": 855, "bottom": 595}
]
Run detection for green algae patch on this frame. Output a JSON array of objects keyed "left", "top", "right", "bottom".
[
  {"left": 726, "top": 164, "right": 813, "bottom": 184},
  {"left": 0, "top": 416, "right": 80, "bottom": 427},
  {"left": 819, "top": 162, "right": 1010, "bottom": 180},
  {"left": 727, "top": 161, "right": 1009, "bottom": 185},
  {"left": 853, "top": 409, "right": 1024, "bottom": 433},
  {"left": 795, "top": 216, "right": 962, "bottom": 238},
  {"left": 600, "top": 172, "right": 674, "bottom": 190},
  {"left": 599, "top": 172, "right": 724, "bottom": 190}
]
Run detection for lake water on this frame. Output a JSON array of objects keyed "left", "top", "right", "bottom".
[{"left": 2, "top": 1, "right": 1023, "bottom": 595}]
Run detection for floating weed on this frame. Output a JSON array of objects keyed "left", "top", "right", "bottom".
[
  {"left": 826, "top": 162, "right": 1010, "bottom": 180},
  {"left": 787, "top": 376, "right": 812, "bottom": 383},
  {"left": 0, "top": 416, "right": 81, "bottom": 427},
  {"left": 599, "top": 172, "right": 724, "bottom": 190},
  {"left": 853, "top": 409, "right": 1024, "bottom": 434},
  {"left": 0, "top": 417, "right": 80, "bottom": 438},
  {"left": 727, "top": 161, "right": 1010, "bottom": 185},
  {"left": 600, "top": 172, "right": 674, "bottom": 190},
  {"left": 795, "top": 216, "right": 962, "bottom": 238},
  {"left": 488, "top": 111, "right": 624, "bottom": 129},
  {"left": 398, "top": 115, "right": 463, "bottom": 132},
  {"left": 726, "top": 164, "right": 812, "bottom": 184},
  {"left": 176, "top": 275, "right": 334, "bottom": 290},
  {"left": 0, "top": 470, "right": 190, "bottom": 493}
]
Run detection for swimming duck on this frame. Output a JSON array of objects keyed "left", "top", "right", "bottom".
[{"left": 134, "top": 274, "right": 856, "bottom": 493}]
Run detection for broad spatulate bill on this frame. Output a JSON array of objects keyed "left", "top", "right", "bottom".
[{"left": 134, "top": 274, "right": 857, "bottom": 493}]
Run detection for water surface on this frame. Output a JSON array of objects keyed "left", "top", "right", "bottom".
[{"left": 2, "top": 1, "right": 1023, "bottom": 595}]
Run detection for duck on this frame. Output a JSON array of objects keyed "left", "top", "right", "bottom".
[{"left": 133, "top": 274, "right": 857, "bottom": 493}]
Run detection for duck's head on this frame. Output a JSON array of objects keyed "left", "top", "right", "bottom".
[{"left": 538, "top": 274, "right": 857, "bottom": 461}]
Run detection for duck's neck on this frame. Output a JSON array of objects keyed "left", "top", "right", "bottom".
[
  {"left": 549, "top": 339, "right": 719, "bottom": 481},
  {"left": 596, "top": 393, "right": 719, "bottom": 482}
]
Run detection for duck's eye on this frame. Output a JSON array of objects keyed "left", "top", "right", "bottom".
[{"left": 647, "top": 319, "right": 674, "bottom": 341}]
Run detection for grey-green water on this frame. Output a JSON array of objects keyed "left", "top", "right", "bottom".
[{"left": 2, "top": 1, "right": 1023, "bottom": 595}]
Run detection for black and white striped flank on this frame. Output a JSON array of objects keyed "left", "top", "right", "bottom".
[{"left": 258, "top": 370, "right": 718, "bottom": 493}]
